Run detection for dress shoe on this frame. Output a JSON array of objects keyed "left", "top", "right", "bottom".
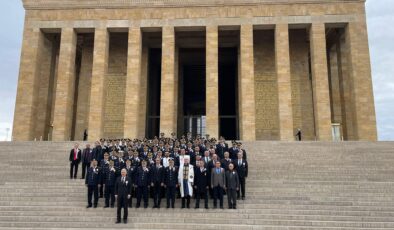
[
  {"left": 115, "top": 220, "right": 121, "bottom": 224},
  {"left": 123, "top": 219, "right": 128, "bottom": 224}
]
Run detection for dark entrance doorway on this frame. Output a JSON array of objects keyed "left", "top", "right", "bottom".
[
  {"left": 219, "top": 47, "right": 239, "bottom": 140},
  {"left": 146, "top": 48, "right": 162, "bottom": 138},
  {"left": 178, "top": 48, "right": 206, "bottom": 137}
]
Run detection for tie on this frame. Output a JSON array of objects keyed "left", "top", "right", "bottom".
[
  {"left": 239, "top": 160, "right": 241, "bottom": 165},
  {"left": 122, "top": 177, "right": 125, "bottom": 183},
  {"left": 74, "top": 150, "right": 77, "bottom": 160}
]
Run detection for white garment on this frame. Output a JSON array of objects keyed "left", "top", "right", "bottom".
[{"left": 178, "top": 164, "right": 194, "bottom": 197}]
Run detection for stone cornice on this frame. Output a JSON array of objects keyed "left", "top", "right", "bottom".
[{"left": 22, "top": 0, "right": 365, "bottom": 10}]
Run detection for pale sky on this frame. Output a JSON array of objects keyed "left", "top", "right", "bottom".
[{"left": 0, "top": 1, "right": 392, "bottom": 141}]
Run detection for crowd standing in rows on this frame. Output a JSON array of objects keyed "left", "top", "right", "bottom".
[{"left": 69, "top": 133, "right": 248, "bottom": 224}]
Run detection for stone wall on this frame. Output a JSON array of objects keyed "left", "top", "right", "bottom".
[
  {"left": 74, "top": 35, "right": 94, "bottom": 141},
  {"left": 254, "top": 30, "right": 280, "bottom": 140},
  {"left": 289, "top": 29, "right": 316, "bottom": 140},
  {"left": 103, "top": 33, "right": 128, "bottom": 138}
]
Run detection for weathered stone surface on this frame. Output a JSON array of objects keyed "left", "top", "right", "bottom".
[
  {"left": 275, "top": 24, "right": 294, "bottom": 141},
  {"left": 309, "top": 23, "right": 332, "bottom": 141},
  {"left": 87, "top": 28, "right": 109, "bottom": 141},
  {"left": 13, "top": 0, "right": 377, "bottom": 141},
  {"left": 160, "top": 26, "right": 177, "bottom": 136},
  {"left": 124, "top": 27, "right": 142, "bottom": 139},
  {"left": 206, "top": 26, "right": 219, "bottom": 139},
  {"left": 240, "top": 24, "right": 256, "bottom": 141},
  {"left": 52, "top": 28, "right": 77, "bottom": 141}
]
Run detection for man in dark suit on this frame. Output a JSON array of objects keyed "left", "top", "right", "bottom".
[
  {"left": 92, "top": 141, "right": 103, "bottom": 163},
  {"left": 85, "top": 159, "right": 101, "bottom": 208},
  {"left": 216, "top": 139, "right": 228, "bottom": 160},
  {"left": 115, "top": 168, "right": 132, "bottom": 224},
  {"left": 69, "top": 143, "right": 82, "bottom": 179},
  {"left": 194, "top": 160, "right": 209, "bottom": 209},
  {"left": 211, "top": 161, "right": 225, "bottom": 209},
  {"left": 124, "top": 159, "right": 136, "bottom": 207},
  {"left": 237, "top": 143, "right": 247, "bottom": 160},
  {"left": 81, "top": 144, "right": 93, "bottom": 179},
  {"left": 229, "top": 142, "right": 239, "bottom": 160},
  {"left": 150, "top": 158, "right": 164, "bottom": 208},
  {"left": 220, "top": 152, "right": 232, "bottom": 171},
  {"left": 163, "top": 158, "right": 178, "bottom": 208},
  {"left": 135, "top": 160, "right": 150, "bottom": 208},
  {"left": 225, "top": 163, "right": 239, "bottom": 209},
  {"left": 235, "top": 151, "right": 248, "bottom": 200}
]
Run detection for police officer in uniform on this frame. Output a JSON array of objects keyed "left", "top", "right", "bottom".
[
  {"left": 150, "top": 157, "right": 164, "bottom": 208},
  {"left": 103, "top": 161, "right": 116, "bottom": 208},
  {"left": 85, "top": 159, "right": 101, "bottom": 208},
  {"left": 163, "top": 158, "right": 178, "bottom": 208},
  {"left": 135, "top": 160, "right": 150, "bottom": 208}
]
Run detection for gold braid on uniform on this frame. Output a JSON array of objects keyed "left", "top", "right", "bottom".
[{"left": 183, "top": 164, "right": 189, "bottom": 180}]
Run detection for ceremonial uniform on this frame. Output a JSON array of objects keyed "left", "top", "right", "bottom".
[
  {"left": 85, "top": 166, "right": 100, "bottom": 208},
  {"left": 135, "top": 166, "right": 150, "bottom": 208},
  {"left": 150, "top": 164, "right": 164, "bottom": 208},
  {"left": 163, "top": 166, "right": 178, "bottom": 208},
  {"left": 103, "top": 166, "right": 116, "bottom": 207}
]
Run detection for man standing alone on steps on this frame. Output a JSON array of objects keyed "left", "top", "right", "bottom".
[
  {"left": 115, "top": 168, "right": 131, "bottom": 224},
  {"left": 69, "top": 143, "right": 81, "bottom": 179}
]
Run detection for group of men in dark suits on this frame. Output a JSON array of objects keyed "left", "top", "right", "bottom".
[{"left": 69, "top": 133, "right": 249, "bottom": 223}]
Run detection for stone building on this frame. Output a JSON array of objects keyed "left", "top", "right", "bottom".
[{"left": 13, "top": 0, "right": 377, "bottom": 141}]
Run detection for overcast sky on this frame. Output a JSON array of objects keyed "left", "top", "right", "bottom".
[{"left": 0, "top": 1, "right": 392, "bottom": 141}]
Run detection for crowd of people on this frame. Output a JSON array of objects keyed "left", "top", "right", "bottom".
[{"left": 69, "top": 133, "right": 248, "bottom": 224}]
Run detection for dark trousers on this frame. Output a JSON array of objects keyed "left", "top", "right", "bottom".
[
  {"left": 81, "top": 162, "right": 89, "bottom": 179},
  {"left": 166, "top": 186, "right": 176, "bottom": 208},
  {"left": 212, "top": 186, "right": 224, "bottom": 208},
  {"left": 181, "top": 195, "right": 191, "bottom": 208},
  {"left": 117, "top": 195, "right": 128, "bottom": 221},
  {"left": 227, "top": 188, "right": 237, "bottom": 208},
  {"left": 152, "top": 182, "right": 162, "bottom": 207},
  {"left": 87, "top": 185, "right": 98, "bottom": 207},
  {"left": 99, "top": 182, "right": 104, "bottom": 197},
  {"left": 128, "top": 187, "right": 134, "bottom": 207},
  {"left": 70, "top": 162, "right": 79, "bottom": 178},
  {"left": 104, "top": 185, "right": 115, "bottom": 207},
  {"left": 237, "top": 177, "right": 246, "bottom": 198},
  {"left": 136, "top": 186, "right": 149, "bottom": 207},
  {"left": 195, "top": 189, "right": 208, "bottom": 208}
]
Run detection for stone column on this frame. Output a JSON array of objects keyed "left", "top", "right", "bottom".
[
  {"left": 344, "top": 20, "right": 377, "bottom": 141},
  {"left": 160, "top": 26, "right": 177, "bottom": 136},
  {"left": 239, "top": 24, "right": 256, "bottom": 141},
  {"left": 52, "top": 28, "right": 77, "bottom": 141},
  {"left": 88, "top": 28, "right": 109, "bottom": 141},
  {"left": 13, "top": 28, "right": 44, "bottom": 141},
  {"left": 206, "top": 26, "right": 219, "bottom": 139},
  {"left": 309, "top": 23, "right": 332, "bottom": 141},
  {"left": 124, "top": 27, "right": 142, "bottom": 139},
  {"left": 275, "top": 24, "right": 294, "bottom": 141}
]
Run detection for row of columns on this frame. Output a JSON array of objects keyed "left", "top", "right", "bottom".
[{"left": 13, "top": 22, "right": 376, "bottom": 141}]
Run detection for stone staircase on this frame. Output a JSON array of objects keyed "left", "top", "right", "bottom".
[{"left": 0, "top": 141, "right": 393, "bottom": 229}]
